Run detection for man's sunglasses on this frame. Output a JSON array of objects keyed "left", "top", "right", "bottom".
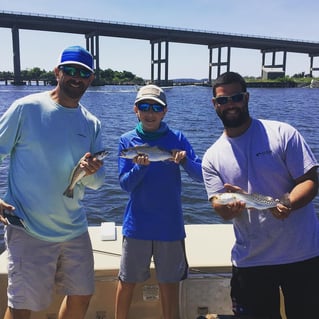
[
  {"left": 59, "top": 65, "right": 93, "bottom": 79},
  {"left": 213, "top": 92, "right": 246, "bottom": 105},
  {"left": 137, "top": 102, "right": 165, "bottom": 112}
]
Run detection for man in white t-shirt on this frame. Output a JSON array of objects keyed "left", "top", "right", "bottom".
[{"left": 202, "top": 71, "right": 319, "bottom": 319}]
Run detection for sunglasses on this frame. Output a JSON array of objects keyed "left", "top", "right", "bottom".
[
  {"left": 137, "top": 102, "right": 165, "bottom": 113},
  {"left": 213, "top": 92, "right": 246, "bottom": 105},
  {"left": 59, "top": 65, "right": 93, "bottom": 79}
]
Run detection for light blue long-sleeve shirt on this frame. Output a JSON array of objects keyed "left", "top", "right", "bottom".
[{"left": 0, "top": 91, "right": 105, "bottom": 242}]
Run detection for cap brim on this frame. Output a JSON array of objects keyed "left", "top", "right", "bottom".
[
  {"left": 135, "top": 96, "right": 166, "bottom": 106},
  {"left": 58, "top": 61, "right": 94, "bottom": 73}
]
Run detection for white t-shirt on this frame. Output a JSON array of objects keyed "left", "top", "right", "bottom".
[{"left": 202, "top": 118, "right": 319, "bottom": 267}]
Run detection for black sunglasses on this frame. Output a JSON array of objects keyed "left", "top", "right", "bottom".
[
  {"left": 213, "top": 92, "right": 246, "bottom": 105},
  {"left": 59, "top": 65, "right": 93, "bottom": 79},
  {"left": 137, "top": 102, "right": 165, "bottom": 113}
]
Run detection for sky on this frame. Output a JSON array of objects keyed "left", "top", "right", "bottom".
[{"left": 1, "top": 0, "right": 319, "bottom": 79}]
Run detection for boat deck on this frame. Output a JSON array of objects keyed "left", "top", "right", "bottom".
[{"left": 0, "top": 224, "right": 238, "bottom": 318}]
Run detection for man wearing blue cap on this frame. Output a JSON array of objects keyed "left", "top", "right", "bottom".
[{"left": 0, "top": 46, "right": 105, "bottom": 319}]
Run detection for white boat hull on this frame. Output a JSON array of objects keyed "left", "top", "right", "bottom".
[{"left": 0, "top": 224, "right": 286, "bottom": 318}]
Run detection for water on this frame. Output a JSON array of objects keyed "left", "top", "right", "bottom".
[{"left": 0, "top": 85, "right": 318, "bottom": 252}]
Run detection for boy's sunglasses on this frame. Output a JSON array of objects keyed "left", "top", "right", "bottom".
[
  {"left": 137, "top": 102, "right": 165, "bottom": 112},
  {"left": 213, "top": 92, "right": 246, "bottom": 105},
  {"left": 59, "top": 65, "right": 93, "bottom": 79}
]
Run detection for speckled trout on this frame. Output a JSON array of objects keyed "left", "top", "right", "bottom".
[
  {"left": 63, "top": 150, "right": 109, "bottom": 198},
  {"left": 119, "top": 144, "right": 174, "bottom": 162},
  {"left": 211, "top": 192, "right": 289, "bottom": 210}
]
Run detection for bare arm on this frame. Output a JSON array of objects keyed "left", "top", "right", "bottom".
[
  {"left": 269, "top": 166, "right": 318, "bottom": 219},
  {"left": 288, "top": 166, "right": 318, "bottom": 211}
]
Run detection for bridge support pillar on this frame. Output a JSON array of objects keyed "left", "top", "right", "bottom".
[
  {"left": 261, "top": 50, "right": 286, "bottom": 78},
  {"left": 309, "top": 55, "right": 319, "bottom": 77},
  {"left": 11, "top": 27, "right": 24, "bottom": 85},
  {"left": 86, "top": 34, "right": 100, "bottom": 82},
  {"left": 150, "top": 40, "right": 170, "bottom": 86},
  {"left": 208, "top": 46, "right": 231, "bottom": 83}
]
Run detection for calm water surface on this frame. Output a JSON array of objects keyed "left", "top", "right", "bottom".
[{"left": 0, "top": 85, "right": 318, "bottom": 251}]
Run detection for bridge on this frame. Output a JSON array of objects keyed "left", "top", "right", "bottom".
[{"left": 1, "top": 10, "right": 319, "bottom": 85}]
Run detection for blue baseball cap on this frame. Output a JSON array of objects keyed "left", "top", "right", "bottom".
[{"left": 58, "top": 46, "right": 94, "bottom": 72}]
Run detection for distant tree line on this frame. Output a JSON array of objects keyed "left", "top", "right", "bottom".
[{"left": 0, "top": 67, "right": 145, "bottom": 86}]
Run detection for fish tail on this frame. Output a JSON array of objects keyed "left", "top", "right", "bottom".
[{"left": 63, "top": 187, "right": 74, "bottom": 198}]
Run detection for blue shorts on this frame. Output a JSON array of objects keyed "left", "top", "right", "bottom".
[
  {"left": 231, "top": 256, "right": 319, "bottom": 318},
  {"left": 119, "top": 237, "right": 188, "bottom": 283},
  {"left": 5, "top": 226, "right": 94, "bottom": 311}
]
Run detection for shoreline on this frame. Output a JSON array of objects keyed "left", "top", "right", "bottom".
[{"left": 172, "top": 82, "right": 310, "bottom": 88}]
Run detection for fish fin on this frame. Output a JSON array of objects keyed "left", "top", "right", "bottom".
[
  {"left": 94, "top": 149, "right": 109, "bottom": 156},
  {"left": 251, "top": 193, "right": 274, "bottom": 200},
  {"left": 63, "top": 187, "right": 74, "bottom": 198},
  {"left": 92, "top": 151, "right": 109, "bottom": 160}
]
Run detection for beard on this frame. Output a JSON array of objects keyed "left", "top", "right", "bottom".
[
  {"left": 59, "top": 79, "right": 87, "bottom": 100},
  {"left": 216, "top": 102, "right": 250, "bottom": 128}
]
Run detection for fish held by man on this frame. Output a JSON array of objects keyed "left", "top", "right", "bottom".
[
  {"left": 119, "top": 144, "right": 174, "bottom": 162},
  {"left": 212, "top": 192, "right": 290, "bottom": 210},
  {"left": 63, "top": 150, "right": 109, "bottom": 198}
]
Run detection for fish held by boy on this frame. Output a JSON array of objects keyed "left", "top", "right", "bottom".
[
  {"left": 211, "top": 192, "right": 290, "bottom": 210},
  {"left": 63, "top": 150, "right": 109, "bottom": 198},
  {"left": 119, "top": 144, "right": 175, "bottom": 162}
]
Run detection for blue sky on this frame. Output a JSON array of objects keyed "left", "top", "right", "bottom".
[{"left": 1, "top": 0, "right": 319, "bottom": 79}]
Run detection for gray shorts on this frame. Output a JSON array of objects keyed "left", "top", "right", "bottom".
[
  {"left": 5, "top": 226, "right": 94, "bottom": 311},
  {"left": 119, "top": 237, "right": 188, "bottom": 283}
]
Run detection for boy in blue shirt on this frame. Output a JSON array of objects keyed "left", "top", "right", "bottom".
[{"left": 115, "top": 85, "right": 203, "bottom": 319}]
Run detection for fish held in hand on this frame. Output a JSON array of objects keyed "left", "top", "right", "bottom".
[
  {"left": 212, "top": 192, "right": 289, "bottom": 210},
  {"left": 63, "top": 150, "right": 109, "bottom": 198},
  {"left": 119, "top": 144, "right": 174, "bottom": 162}
]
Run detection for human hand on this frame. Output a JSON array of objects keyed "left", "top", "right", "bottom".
[
  {"left": 213, "top": 199, "right": 246, "bottom": 220},
  {"left": 212, "top": 183, "right": 247, "bottom": 220},
  {"left": 133, "top": 154, "right": 151, "bottom": 166},
  {"left": 80, "top": 152, "right": 104, "bottom": 175},
  {"left": 172, "top": 150, "right": 186, "bottom": 164},
  {"left": 0, "top": 199, "right": 15, "bottom": 225},
  {"left": 270, "top": 203, "right": 292, "bottom": 220}
]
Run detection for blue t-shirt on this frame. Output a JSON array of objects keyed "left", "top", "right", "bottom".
[
  {"left": 118, "top": 125, "right": 203, "bottom": 241},
  {"left": 0, "top": 91, "right": 105, "bottom": 242}
]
